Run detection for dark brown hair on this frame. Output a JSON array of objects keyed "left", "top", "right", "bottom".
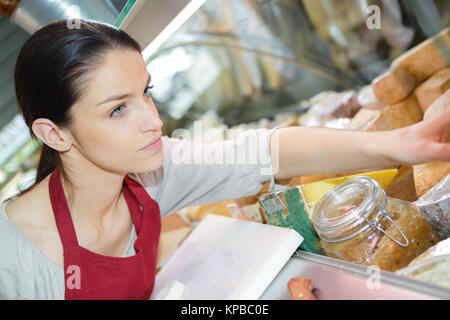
[{"left": 14, "top": 19, "right": 141, "bottom": 194}]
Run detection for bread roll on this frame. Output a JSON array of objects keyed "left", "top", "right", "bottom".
[
  {"left": 385, "top": 166, "right": 418, "bottom": 202},
  {"left": 381, "top": 95, "right": 423, "bottom": 128},
  {"left": 372, "top": 64, "right": 415, "bottom": 105},
  {"left": 414, "top": 161, "right": 450, "bottom": 198},
  {"left": 415, "top": 68, "right": 450, "bottom": 112},
  {"left": 391, "top": 27, "right": 450, "bottom": 83},
  {"left": 346, "top": 108, "right": 398, "bottom": 131},
  {"left": 423, "top": 89, "right": 450, "bottom": 120}
]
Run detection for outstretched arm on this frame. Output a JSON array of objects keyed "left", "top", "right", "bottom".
[{"left": 271, "top": 109, "right": 450, "bottom": 180}]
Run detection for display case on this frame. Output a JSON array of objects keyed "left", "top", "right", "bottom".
[
  {"left": 261, "top": 251, "right": 450, "bottom": 299},
  {"left": 116, "top": 0, "right": 450, "bottom": 299},
  {"left": 0, "top": 0, "right": 448, "bottom": 300},
  {"left": 118, "top": 0, "right": 450, "bottom": 132}
]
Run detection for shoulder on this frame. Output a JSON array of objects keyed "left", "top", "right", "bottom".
[
  {"left": 0, "top": 198, "right": 64, "bottom": 299},
  {"left": 0, "top": 179, "right": 64, "bottom": 299},
  {"left": 4, "top": 177, "right": 53, "bottom": 236},
  {"left": 1, "top": 176, "right": 63, "bottom": 267}
]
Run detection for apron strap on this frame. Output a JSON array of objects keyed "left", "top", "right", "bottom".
[
  {"left": 124, "top": 175, "right": 153, "bottom": 207},
  {"left": 123, "top": 175, "right": 158, "bottom": 234},
  {"left": 122, "top": 179, "right": 143, "bottom": 233},
  {"left": 49, "top": 167, "right": 79, "bottom": 248}
]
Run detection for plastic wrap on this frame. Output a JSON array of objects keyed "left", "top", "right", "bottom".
[
  {"left": 357, "top": 85, "right": 385, "bottom": 110},
  {"left": 414, "top": 173, "right": 450, "bottom": 239},
  {"left": 298, "top": 90, "right": 359, "bottom": 128},
  {"left": 396, "top": 238, "right": 450, "bottom": 289}
]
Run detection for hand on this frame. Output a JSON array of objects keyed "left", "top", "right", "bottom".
[{"left": 390, "top": 109, "right": 450, "bottom": 165}]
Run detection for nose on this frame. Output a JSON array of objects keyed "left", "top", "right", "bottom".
[{"left": 139, "top": 100, "right": 163, "bottom": 133}]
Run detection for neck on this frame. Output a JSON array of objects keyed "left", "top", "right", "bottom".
[{"left": 58, "top": 163, "right": 125, "bottom": 228}]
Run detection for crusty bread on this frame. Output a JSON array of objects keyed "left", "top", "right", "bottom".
[
  {"left": 414, "top": 161, "right": 450, "bottom": 198},
  {"left": 381, "top": 94, "right": 423, "bottom": 128},
  {"left": 372, "top": 64, "right": 415, "bottom": 105},
  {"left": 415, "top": 68, "right": 450, "bottom": 113},
  {"left": 346, "top": 108, "right": 398, "bottom": 131},
  {"left": 385, "top": 166, "right": 418, "bottom": 202},
  {"left": 391, "top": 27, "right": 450, "bottom": 83},
  {"left": 423, "top": 89, "right": 450, "bottom": 120}
]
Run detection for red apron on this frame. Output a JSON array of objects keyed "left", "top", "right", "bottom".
[{"left": 48, "top": 167, "right": 161, "bottom": 300}]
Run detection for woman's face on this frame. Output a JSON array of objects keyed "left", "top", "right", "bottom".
[{"left": 67, "top": 48, "right": 164, "bottom": 174}]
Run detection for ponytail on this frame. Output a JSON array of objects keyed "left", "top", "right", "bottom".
[
  {"left": 8, "top": 143, "right": 61, "bottom": 199},
  {"left": 35, "top": 144, "right": 60, "bottom": 185}
]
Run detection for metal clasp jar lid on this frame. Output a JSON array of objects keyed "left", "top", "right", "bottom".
[{"left": 312, "top": 176, "right": 409, "bottom": 247}]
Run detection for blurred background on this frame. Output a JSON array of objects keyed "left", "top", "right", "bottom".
[{"left": 0, "top": 0, "right": 449, "bottom": 201}]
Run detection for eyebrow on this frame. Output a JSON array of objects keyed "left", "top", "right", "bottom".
[{"left": 96, "top": 74, "right": 152, "bottom": 106}]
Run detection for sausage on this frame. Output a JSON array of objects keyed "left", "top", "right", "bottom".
[{"left": 287, "top": 276, "right": 317, "bottom": 300}]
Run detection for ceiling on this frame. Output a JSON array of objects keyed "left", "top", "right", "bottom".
[{"left": 0, "top": 15, "right": 29, "bottom": 130}]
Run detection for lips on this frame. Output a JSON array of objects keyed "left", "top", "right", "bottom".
[{"left": 140, "top": 135, "right": 162, "bottom": 151}]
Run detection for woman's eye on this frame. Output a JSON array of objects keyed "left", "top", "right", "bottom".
[
  {"left": 144, "top": 84, "right": 154, "bottom": 97},
  {"left": 110, "top": 104, "right": 125, "bottom": 118}
]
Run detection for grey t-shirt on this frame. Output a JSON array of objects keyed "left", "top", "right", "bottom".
[{"left": 0, "top": 127, "right": 279, "bottom": 299}]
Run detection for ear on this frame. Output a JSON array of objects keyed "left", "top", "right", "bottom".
[{"left": 31, "top": 118, "right": 72, "bottom": 152}]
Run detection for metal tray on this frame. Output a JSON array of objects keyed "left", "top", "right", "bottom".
[{"left": 260, "top": 251, "right": 450, "bottom": 300}]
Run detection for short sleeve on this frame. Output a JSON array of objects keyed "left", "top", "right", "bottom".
[
  {"left": 127, "top": 126, "right": 283, "bottom": 216},
  {"left": 0, "top": 200, "right": 65, "bottom": 300}
]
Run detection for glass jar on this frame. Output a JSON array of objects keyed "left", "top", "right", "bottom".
[{"left": 312, "top": 177, "right": 441, "bottom": 272}]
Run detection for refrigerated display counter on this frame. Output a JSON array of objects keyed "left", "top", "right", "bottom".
[{"left": 261, "top": 251, "right": 450, "bottom": 300}]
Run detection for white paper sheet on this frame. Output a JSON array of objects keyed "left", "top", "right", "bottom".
[{"left": 151, "top": 214, "right": 303, "bottom": 299}]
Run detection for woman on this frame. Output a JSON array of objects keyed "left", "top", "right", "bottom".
[{"left": 0, "top": 19, "right": 449, "bottom": 300}]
